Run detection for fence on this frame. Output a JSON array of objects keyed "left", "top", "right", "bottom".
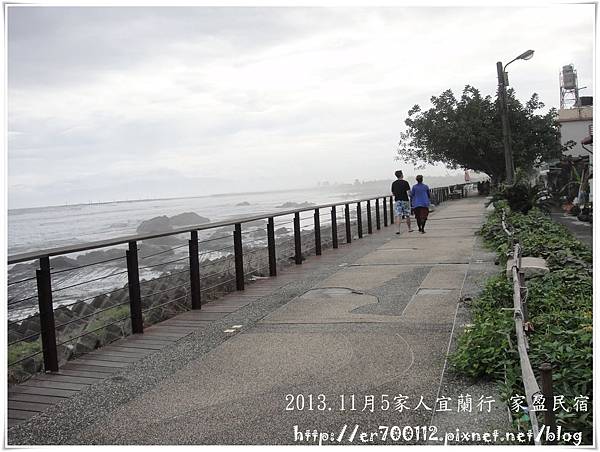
[
  {"left": 501, "top": 209, "right": 557, "bottom": 446},
  {"left": 7, "top": 184, "right": 467, "bottom": 378}
]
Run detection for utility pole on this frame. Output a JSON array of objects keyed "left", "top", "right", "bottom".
[{"left": 497, "top": 61, "right": 515, "bottom": 185}]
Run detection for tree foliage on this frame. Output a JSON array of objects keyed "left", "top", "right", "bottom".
[{"left": 397, "top": 85, "right": 563, "bottom": 183}]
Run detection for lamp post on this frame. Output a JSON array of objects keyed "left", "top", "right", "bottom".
[{"left": 497, "top": 49, "right": 534, "bottom": 185}]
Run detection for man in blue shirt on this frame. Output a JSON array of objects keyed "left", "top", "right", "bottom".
[{"left": 410, "top": 175, "right": 430, "bottom": 234}]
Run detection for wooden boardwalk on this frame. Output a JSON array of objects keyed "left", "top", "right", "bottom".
[{"left": 7, "top": 239, "right": 365, "bottom": 428}]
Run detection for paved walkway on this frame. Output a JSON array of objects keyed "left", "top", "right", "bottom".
[
  {"left": 8, "top": 196, "right": 508, "bottom": 445},
  {"left": 550, "top": 208, "right": 592, "bottom": 248}
]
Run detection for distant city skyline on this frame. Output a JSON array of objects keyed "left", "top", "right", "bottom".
[{"left": 7, "top": 4, "right": 594, "bottom": 208}]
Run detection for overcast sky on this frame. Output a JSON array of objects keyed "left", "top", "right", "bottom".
[{"left": 6, "top": 4, "right": 594, "bottom": 208}]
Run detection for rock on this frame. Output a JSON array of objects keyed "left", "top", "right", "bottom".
[
  {"left": 486, "top": 203, "right": 496, "bottom": 212},
  {"left": 506, "top": 257, "right": 549, "bottom": 279},
  {"left": 21, "top": 356, "right": 43, "bottom": 374},
  {"left": 96, "top": 323, "right": 123, "bottom": 346},
  {"left": 275, "top": 227, "right": 290, "bottom": 235},
  {"left": 169, "top": 212, "right": 210, "bottom": 226},
  {"left": 8, "top": 367, "right": 31, "bottom": 385},
  {"left": 54, "top": 306, "right": 75, "bottom": 325},
  {"left": 56, "top": 344, "right": 73, "bottom": 364},
  {"left": 138, "top": 243, "right": 174, "bottom": 260},
  {"left": 236, "top": 201, "right": 251, "bottom": 206},
  {"left": 73, "top": 333, "right": 100, "bottom": 355},
  {"left": 137, "top": 216, "right": 173, "bottom": 234},
  {"left": 90, "top": 294, "right": 111, "bottom": 310},
  {"left": 76, "top": 249, "right": 126, "bottom": 266},
  {"left": 70, "top": 300, "right": 95, "bottom": 318},
  {"left": 8, "top": 329, "right": 23, "bottom": 344},
  {"left": 251, "top": 229, "right": 267, "bottom": 238},
  {"left": 144, "top": 309, "right": 163, "bottom": 325},
  {"left": 276, "top": 201, "right": 315, "bottom": 209},
  {"left": 20, "top": 316, "right": 41, "bottom": 334},
  {"left": 50, "top": 256, "right": 79, "bottom": 269}
]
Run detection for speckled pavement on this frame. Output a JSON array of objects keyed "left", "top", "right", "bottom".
[{"left": 8, "top": 196, "right": 509, "bottom": 445}]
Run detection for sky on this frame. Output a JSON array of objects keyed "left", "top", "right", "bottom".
[{"left": 5, "top": 3, "right": 595, "bottom": 208}]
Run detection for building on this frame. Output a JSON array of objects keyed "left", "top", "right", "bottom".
[{"left": 557, "top": 100, "right": 593, "bottom": 159}]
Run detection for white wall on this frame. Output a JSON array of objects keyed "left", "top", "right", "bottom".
[{"left": 560, "top": 120, "right": 593, "bottom": 158}]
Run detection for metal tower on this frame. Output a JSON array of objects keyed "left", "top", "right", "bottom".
[{"left": 560, "top": 64, "right": 580, "bottom": 108}]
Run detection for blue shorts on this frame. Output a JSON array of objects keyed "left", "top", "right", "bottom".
[{"left": 395, "top": 200, "right": 411, "bottom": 218}]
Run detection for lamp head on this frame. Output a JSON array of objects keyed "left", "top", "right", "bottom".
[{"left": 517, "top": 49, "right": 535, "bottom": 61}]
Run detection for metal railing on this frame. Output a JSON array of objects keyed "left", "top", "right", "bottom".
[
  {"left": 502, "top": 209, "right": 557, "bottom": 446},
  {"left": 7, "top": 184, "right": 466, "bottom": 375}
]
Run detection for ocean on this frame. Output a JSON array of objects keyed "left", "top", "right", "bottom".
[{"left": 7, "top": 177, "right": 480, "bottom": 321}]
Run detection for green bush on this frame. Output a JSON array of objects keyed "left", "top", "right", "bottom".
[{"left": 451, "top": 206, "right": 592, "bottom": 443}]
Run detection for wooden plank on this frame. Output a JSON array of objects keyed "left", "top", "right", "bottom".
[
  {"left": 8, "top": 419, "right": 23, "bottom": 428},
  {"left": 140, "top": 331, "right": 186, "bottom": 339},
  {"left": 9, "top": 386, "right": 79, "bottom": 398},
  {"left": 72, "top": 359, "right": 130, "bottom": 368},
  {"left": 118, "top": 336, "right": 176, "bottom": 344},
  {"left": 137, "top": 327, "right": 193, "bottom": 333},
  {"left": 207, "top": 301, "right": 250, "bottom": 307},
  {"left": 107, "top": 343, "right": 163, "bottom": 351},
  {"left": 90, "top": 350, "right": 149, "bottom": 359},
  {"left": 160, "top": 321, "right": 209, "bottom": 327},
  {"left": 124, "top": 336, "right": 179, "bottom": 343},
  {"left": 83, "top": 354, "right": 139, "bottom": 364},
  {"left": 100, "top": 346, "right": 157, "bottom": 354},
  {"left": 31, "top": 374, "right": 105, "bottom": 385},
  {"left": 55, "top": 369, "right": 112, "bottom": 380},
  {"left": 179, "top": 312, "right": 227, "bottom": 320},
  {"left": 111, "top": 339, "right": 169, "bottom": 347},
  {"left": 8, "top": 393, "right": 67, "bottom": 405},
  {"left": 8, "top": 401, "right": 49, "bottom": 412},
  {"left": 8, "top": 409, "right": 36, "bottom": 420},
  {"left": 198, "top": 305, "right": 240, "bottom": 312},
  {"left": 21, "top": 380, "right": 90, "bottom": 391},
  {"left": 117, "top": 339, "right": 171, "bottom": 347},
  {"left": 61, "top": 363, "right": 119, "bottom": 374}
]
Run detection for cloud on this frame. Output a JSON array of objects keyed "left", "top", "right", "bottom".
[{"left": 7, "top": 5, "right": 595, "bottom": 208}]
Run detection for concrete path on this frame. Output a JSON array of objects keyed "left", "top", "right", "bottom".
[
  {"left": 550, "top": 208, "right": 592, "bottom": 248},
  {"left": 8, "top": 196, "right": 507, "bottom": 445}
]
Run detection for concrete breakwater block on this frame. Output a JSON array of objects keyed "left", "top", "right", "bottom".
[{"left": 506, "top": 257, "right": 549, "bottom": 279}]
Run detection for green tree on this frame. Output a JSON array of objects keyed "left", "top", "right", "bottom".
[{"left": 397, "top": 85, "right": 563, "bottom": 184}]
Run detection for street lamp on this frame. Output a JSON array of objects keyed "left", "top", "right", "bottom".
[{"left": 496, "top": 49, "right": 535, "bottom": 185}]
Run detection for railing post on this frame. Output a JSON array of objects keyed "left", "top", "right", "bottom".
[
  {"left": 367, "top": 200, "right": 373, "bottom": 234},
  {"left": 375, "top": 198, "right": 381, "bottom": 230},
  {"left": 233, "top": 223, "right": 245, "bottom": 290},
  {"left": 345, "top": 204, "right": 352, "bottom": 243},
  {"left": 267, "top": 217, "right": 277, "bottom": 277},
  {"left": 36, "top": 256, "right": 58, "bottom": 372},
  {"left": 518, "top": 271, "right": 528, "bottom": 323},
  {"left": 126, "top": 241, "right": 143, "bottom": 334},
  {"left": 189, "top": 231, "right": 201, "bottom": 310},
  {"left": 331, "top": 207, "right": 338, "bottom": 249},
  {"left": 540, "top": 363, "right": 557, "bottom": 445},
  {"left": 356, "top": 202, "right": 363, "bottom": 238},
  {"left": 294, "top": 212, "right": 302, "bottom": 264},
  {"left": 389, "top": 196, "right": 394, "bottom": 222},
  {"left": 383, "top": 197, "right": 388, "bottom": 227},
  {"left": 314, "top": 208, "right": 322, "bottom": 256}
]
